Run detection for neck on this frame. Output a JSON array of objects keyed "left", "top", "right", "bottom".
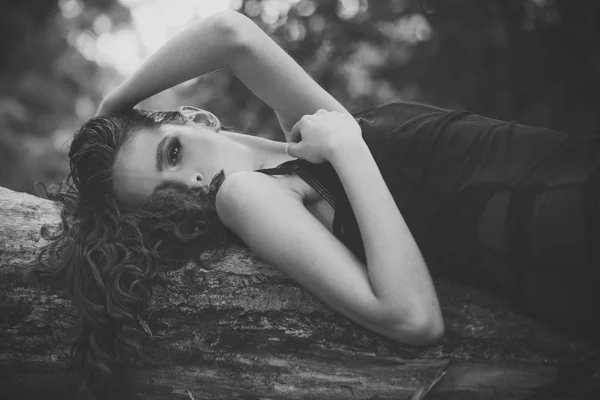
[{"left": 220, "top": 130, "right": 295, "bottom": 170}]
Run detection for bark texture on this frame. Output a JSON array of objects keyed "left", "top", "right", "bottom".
[{"left": 0, "top": 186, "right": 597, "bottom": 399}]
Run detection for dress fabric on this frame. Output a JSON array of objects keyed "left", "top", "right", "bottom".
[{"left": 250, "top": 102, "right": 600, "bottom": 342}]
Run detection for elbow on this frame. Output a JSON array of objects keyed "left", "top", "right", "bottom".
[
  {"left": 211, "top": 10, "right": 256, "bottom": 50},
  {"left": 412, "top": 315, "right": 445, "bottom": 346},
  {"left": 388, "top": 312, "right": 445, "bottom": 346}
]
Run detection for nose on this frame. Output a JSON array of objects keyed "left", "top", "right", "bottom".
[{"left": 190, "top": 173, "right": 203, "bottom": 188}]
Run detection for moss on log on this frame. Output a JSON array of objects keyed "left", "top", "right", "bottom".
[{"left": 0, "top": 186, "right": 597, "bottom": 399}]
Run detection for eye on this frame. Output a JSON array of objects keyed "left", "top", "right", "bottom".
[{"left": 167, "top": 138, "right": 182, "bottom": 167}]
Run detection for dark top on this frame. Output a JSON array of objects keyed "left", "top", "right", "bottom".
[{"left": 223, "top": 102, "right": 600, "bottom": 341}]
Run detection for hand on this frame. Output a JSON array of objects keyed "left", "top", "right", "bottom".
[{"left": 287, "top": 110, "right": 363, "bottom": 164}]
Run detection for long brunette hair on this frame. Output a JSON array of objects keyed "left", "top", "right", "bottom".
[{"left": 36, "top": 109, "right": 232, "bottom": 397}]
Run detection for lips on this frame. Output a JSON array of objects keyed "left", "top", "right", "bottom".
[{"left": 207, "top": 169, "right": 226, "bottom": 206}]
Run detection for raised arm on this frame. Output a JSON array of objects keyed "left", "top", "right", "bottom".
[
  {"left": 226, "top": 12, "right": 348, "bottom": 137},
  {"left": 98, "top": 10, "right": 347, "bottom": 140}
]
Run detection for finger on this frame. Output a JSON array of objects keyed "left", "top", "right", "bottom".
[
  {"left": 290, "top": 114, "right": 312, "bottom": 143},
  {"left": 290, "top": 119, "right": 303, "bottom": 143},
  {"left": 286, "top": 141, "right": 301, "bottom": 158},
  {"left": 315, "top": 109, "right": 328, "bottom": 116}
]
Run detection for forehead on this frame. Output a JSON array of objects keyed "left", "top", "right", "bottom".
[{"left": 112, "top": 125, "right": 164, "bottom": 205}]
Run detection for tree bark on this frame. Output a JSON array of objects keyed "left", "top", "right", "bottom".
[{"left": 0, "top": 186, "right": 596, "bottom": 399}]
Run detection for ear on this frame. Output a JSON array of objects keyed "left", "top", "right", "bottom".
[{"left": 181, "top": 108, "right": 221, "bottom": 131}]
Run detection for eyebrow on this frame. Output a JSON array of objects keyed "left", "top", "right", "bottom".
[{"left": 156, "top": 135, "right": 168, "bottom": 172}]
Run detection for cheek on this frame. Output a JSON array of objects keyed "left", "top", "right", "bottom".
[
  {"left": 184, "top": 135, "right": 220, "bottom": 165},
  {"left": 180, "top": 131, "right": 230, "bottom": 175},
  {"left": 113, "top": 171, "right": 155, "bottom": 206},
  {"left": 183, "top": 134, "right": 209, "bottom": 159}
]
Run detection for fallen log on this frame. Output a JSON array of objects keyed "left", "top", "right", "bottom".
[{"left": 0, "top": 185, "right": 597, "bottom": 399}]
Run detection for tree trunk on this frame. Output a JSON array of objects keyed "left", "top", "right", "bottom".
[{"left": 0, "top": 186, "right": 596, "bottom": 399}]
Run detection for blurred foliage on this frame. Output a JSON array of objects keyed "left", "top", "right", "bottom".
[
  {"left": 0, "top": 0, "right": 129, "bottom": 192},
  {"left": 172, "top": 0, "right": 600, "bottom": 139},
  {"left": 1, "top": 0, "right": 599, "bottom": 193}
]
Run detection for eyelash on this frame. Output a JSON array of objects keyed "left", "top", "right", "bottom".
[{"left": 167, "top": 138, "right": 182, "bottom": 167}]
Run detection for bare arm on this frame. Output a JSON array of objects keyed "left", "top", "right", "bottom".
[
  {"left": 98, "top": 11, "right": 347, "bottom": 139},
  {"left": 329, "top": 140, "right": 443, "bottom": 332},
  {"left": 97, "top": 11, "right": 241, "bottom": 114},
  {"left": 216, "top": 148, "right": 443, "bottom": 346},
  {"left": 227, "top": 13, "right": 348, "bottom": 137}
]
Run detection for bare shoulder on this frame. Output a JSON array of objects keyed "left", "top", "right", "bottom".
[
  {"left": 216, "top": 170, "right": 333, "bottom": 234},
  {"left": 215, "top": 171, "right": 303, "bottom": 226}
]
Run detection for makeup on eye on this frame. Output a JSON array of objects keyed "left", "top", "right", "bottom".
[{"left": 167, "top": 137, "right": 182, "bottom": 167}]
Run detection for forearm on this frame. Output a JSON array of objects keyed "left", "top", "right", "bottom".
[
  {"left": 99, "top": 11, "right": 245, "bottom": 113},
  {"left": 329, "top": 142, "right": 442, "bottom": 330},
  {"left": 229, "top": 15, "right": 347, "bottom": 138},
  {"left": 100, "top": 10, "right": 347, "bottom": 139}
]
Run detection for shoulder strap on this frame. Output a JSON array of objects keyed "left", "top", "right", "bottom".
[
  {"left": 255, "top": 159, "right": 337, "bottom": 210},
  {"left": 254, "top": 159, "right": 301, "bottom": 175}
]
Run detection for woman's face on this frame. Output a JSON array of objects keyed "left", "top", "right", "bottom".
[{"left": 112, "top": 122, "right": 247, "bottom": 205}]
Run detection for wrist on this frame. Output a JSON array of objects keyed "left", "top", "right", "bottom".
[
  {"left": 327, "top": 139, "right": 370, "bottom": 166},
  {"left": 96, "top": 94, "right": 114, "bottom": 116},
  {"left": 98, "top": 83, "right": 144, "bottom": 115}
]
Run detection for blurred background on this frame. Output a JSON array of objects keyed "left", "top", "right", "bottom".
[{"left": 0, "top": 0, "right": 599, "bottom": 194}]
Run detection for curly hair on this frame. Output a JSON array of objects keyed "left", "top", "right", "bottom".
[{"left": 36, "top": 109, "right": 235, "bottom": 397}]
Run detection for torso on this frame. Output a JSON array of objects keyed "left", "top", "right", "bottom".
[{"left": 246, "top": 101, "right": 600, "bottom": 342}]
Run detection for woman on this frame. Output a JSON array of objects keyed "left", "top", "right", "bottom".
[{"left": 40, "top": 9, "right": 599, "bottom": 384}]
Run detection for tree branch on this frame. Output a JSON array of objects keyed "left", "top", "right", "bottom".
[{"left": 0, "top": 186, "right": 595, "bottom": 399}]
